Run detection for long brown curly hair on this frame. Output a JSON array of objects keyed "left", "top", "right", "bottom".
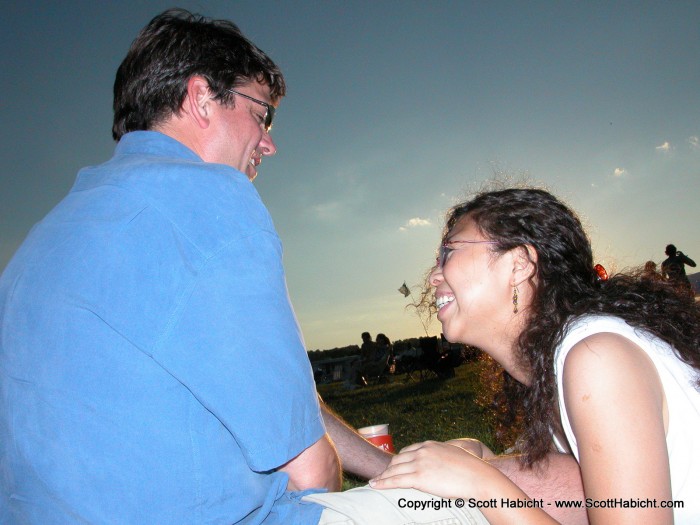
[{"left": 431, "top": 187, "right": 700, "bottom": 467}]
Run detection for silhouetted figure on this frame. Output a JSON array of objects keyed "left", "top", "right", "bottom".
[
  {"left": 641, "top": 260, "right": 663, "bottom": 282},
  {"left": 359, "top": 332, "right": 377, "bottom": 362},
  {"left": 375, "top": 333, "right": 392, "bottom": 361},
  {"left": 419, "top": 336, "right": 456, "bottom": 379},
  {"left": 375, "top": 333, "right": 396, "bottom": 376},
  {"left": 358, "top": 332, "right": 388, "bottom": 384},
  {"left": 661, "top": 244, "right": 696, "bottom": 295}
]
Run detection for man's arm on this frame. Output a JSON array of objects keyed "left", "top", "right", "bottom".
[
  {"left": 278, "top": 433, "right": 341, "bottom": 492},
  {"left": 680, "top": 252, "right": 697, "bottom": 267},
  {"left": 487, "top": 452, "right": 588, "bottom": 525},
  {"left": 318, "top": 400, "right": 586, "bottom": 523},
  {"left": 321, "top": 402, "right": 393, "bottom": 480}
]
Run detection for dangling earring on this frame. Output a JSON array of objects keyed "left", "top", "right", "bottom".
[{"left": 512, "top": 286, "right": 519, "bottom": 314}]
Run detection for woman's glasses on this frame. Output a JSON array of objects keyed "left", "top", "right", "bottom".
[{"left": 437, "top": 240, "right": 497, "bottom": 268}]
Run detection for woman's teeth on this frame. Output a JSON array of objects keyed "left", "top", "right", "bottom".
[{"left": 436, "top": 296, "right": 454, "bottom": 310}]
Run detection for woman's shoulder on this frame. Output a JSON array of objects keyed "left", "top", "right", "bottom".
[
  {"left": 553, "top": 314, "right": 675, "bottom": 396},
  {"left": 563, "top": 331, "right": 655, "bottom": 380},
  {"left": 556, "top": 314, "right": 632, "bottom": 359},
  {"left": 563, "top": 313, "right": 629, "bottom": 335}
]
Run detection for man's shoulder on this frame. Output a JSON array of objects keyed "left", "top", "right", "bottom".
[
  {"left": 77, "top": 133, "right": 275, "bottom": 255},
  {"left": 114, "top": 131, "right": 201, "bottom": 161}
]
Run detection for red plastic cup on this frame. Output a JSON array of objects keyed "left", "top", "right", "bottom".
[{"left": 358, "top": 424, "right": 395, "bottom": 453}]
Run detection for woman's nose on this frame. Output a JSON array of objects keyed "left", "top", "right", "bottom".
[{"left": 429, "top": 264, "right": 444, "bottom": 287}]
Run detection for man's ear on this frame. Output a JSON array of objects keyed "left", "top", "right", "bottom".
[
  {"left": 512, "top": 245, "right": 537, "bottom": 287},
  {"left": 182, "top": 76, "right": 214, "bottom": 129}
]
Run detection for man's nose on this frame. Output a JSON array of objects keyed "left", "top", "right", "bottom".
[{"left": 258, "top": 132, "right": 276, "bottom": 156}]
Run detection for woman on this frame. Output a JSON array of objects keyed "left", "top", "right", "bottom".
[{"left": 370, "top": 187, "right": 700, "bottom": 523}]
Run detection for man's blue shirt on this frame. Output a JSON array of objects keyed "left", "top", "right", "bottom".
[{"left": 0, "top": 131, "right": 325, "bottom": 524}]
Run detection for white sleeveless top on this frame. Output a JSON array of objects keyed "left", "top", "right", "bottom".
[{"left": 552, "top": 315, "right": 700, "bottom": 523}]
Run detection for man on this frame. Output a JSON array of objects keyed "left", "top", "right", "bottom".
[
  {"left": 661, "top": 243, "right": 697, "bottom": 295},
  {"left": 360, "top": 332, "right": 377, "bottom": 363},
  {"left": 0, "top": 9, "right": 352, "bottom": 524}
]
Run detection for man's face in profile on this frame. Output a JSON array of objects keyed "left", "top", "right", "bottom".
[{"left": 205, "top": 80, "right": 278, "bottom": 181}]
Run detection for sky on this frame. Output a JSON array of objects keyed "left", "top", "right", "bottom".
[{"left": 1, "top": 1, "right": 699, "bottom": 351}]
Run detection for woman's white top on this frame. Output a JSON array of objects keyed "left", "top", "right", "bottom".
[{"left": 553, "top": 314, "right": 700, "bottom": 522}]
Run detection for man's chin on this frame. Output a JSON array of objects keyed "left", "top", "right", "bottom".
[{"left": 246, "top": 165, "right": 258, "bottom": 182}]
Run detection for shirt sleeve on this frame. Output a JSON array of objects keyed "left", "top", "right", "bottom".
[{"left": 152, "top": 227, "right": 325, "bottom": 472}]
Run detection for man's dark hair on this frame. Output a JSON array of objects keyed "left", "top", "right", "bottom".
[
  {"left": 666, "top": 244, "right": 677, "bottom": 256},
  {"left": 112, "top": 8, "right": 286, "bottom": 141}
]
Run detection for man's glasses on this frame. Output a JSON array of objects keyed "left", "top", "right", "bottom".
[
  {"left": 227, "top": 89, "right": 275, "bottom": 132},
  {"left": 437, "top": 240, "right": 498, "bottom": 268}
]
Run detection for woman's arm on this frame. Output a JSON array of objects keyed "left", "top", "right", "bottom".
[{"left": 562, "top": 333, "right": 672, "bottom": 525}]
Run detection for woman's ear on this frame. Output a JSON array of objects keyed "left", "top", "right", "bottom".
[{"left": 512, "top": 245, "right": 537, "bottom": 287}]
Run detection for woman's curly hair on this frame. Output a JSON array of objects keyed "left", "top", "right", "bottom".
[{"left": 431, "top": 187, "right": 700, "bottom": 467}]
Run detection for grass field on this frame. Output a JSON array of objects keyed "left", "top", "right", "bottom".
[{"left": 317, "top": 361, "right": 504, "bottom": 488}]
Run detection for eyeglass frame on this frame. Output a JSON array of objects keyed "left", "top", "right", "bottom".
[
  {"left": 437, "top": 239, "right": 498, "bottom": 268},
  {"left": 226, "top": 89, "right": 275, "bottom": 132}
]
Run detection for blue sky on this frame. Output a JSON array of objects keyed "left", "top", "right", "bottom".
[{"left": 2, "top": 1, "right": 699, "bottom": 350}]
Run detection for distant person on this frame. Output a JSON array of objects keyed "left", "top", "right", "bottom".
[
  {"left": 662, "top": 243, "right": 697, "bottom": 295},
  {"left": 375, "top": 333, "right": 393, "bottom": 361},
  {"left": 360, "top": 331, "right": 378, "bottom": 363},
  {"left": 375, "top": 333, "right": 395, "bottom": 374},
  {"left": 641, "top": 260, "right": 664, "bottom": 283},
  {"left": 0, "top": 9, "right": 389, "bottom": 524},
  {"left": 358, "top": 331, "right": 385, "bottom": 383}
]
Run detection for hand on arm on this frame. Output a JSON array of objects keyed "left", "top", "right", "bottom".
[
  {"left": 369, "top": 440, "right": 557, "bottom": 524},
  {"left": 369, "top": 440, "right": 498, "bottom": 499},
  {"left": 443, "top": 438, "right": 587, "bottom": 524},
  {"left": 278, "top": 433, "right": 341, "bottom": 492}
]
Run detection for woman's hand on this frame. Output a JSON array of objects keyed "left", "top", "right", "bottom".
[
  {"left": 371, "top": 440, "right": 560, "bottom": 524},
  {"left": 369, "top": 440, "right": 500, "bottom": 500}
]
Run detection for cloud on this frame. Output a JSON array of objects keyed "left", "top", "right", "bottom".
[
  {"left": 613, "top": 168, "right": 627, "bottom": 177},
  {"left": 310, "top": 201, "right": 342, "bottom": 220},
  {"left": 406, "top": 217, "right": 431, "bottom": 227},
  {"left": 689, "top": 136, "right": 699, "bottom": 150},
  {"left": 399, "top": 217, "right": 432, "bottom": 231},
  {"left": 655, "top": 141, "right": 672, "bottom": 153}
]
